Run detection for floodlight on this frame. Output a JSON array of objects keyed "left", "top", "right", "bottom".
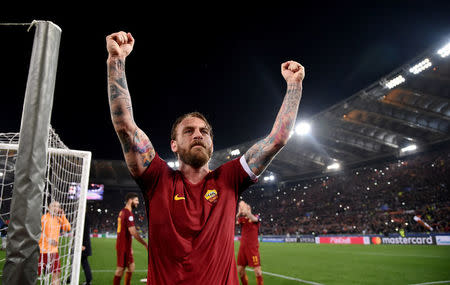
[
  {"left": 409, "top": 58, "right": 432, "bottom": 74},
  {"left": 295, "top": 122, "right": 311, "bottom": 135},
  {"left": 400, "top": 144, "right": 417, "bottom": 153},
  {"left": 327, "top": 162, "right": 340, "bottom": 170},
  {"left": 263, "top": 175, "right": 275, "bottom": 182},
  {"left": 385, "top": 75, "right": 405, "bottom": 89},
  {"left": 437, "top": 42, "right": 450, "bottom": 58},
  {"left": 230, "top": 149, "right": 240, "bottom": 156}
]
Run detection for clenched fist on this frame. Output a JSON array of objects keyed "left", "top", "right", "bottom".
[
  {"left": 106, "top": 31, "right": 135, "bottom": 59},
  {"left": 281, "top": 60, "right": 305, "bottom": 84}
]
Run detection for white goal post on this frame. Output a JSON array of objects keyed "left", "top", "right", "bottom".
[{"left": 0, "top": 130, "right": 91, "bottom": 285}]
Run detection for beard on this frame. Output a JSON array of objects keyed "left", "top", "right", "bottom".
[
  {"left": 131, "top": 202, "right": 138, "bottom": 209},
  {"left": 178, "top": 141, "right": 212, "bottom": 168}
]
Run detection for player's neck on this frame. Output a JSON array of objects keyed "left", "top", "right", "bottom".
[
  {"left": 124, "top": 203, "right": 132, "bottom": 211},
  {"left": 179, "top": 161, "right": 210, "bottom": 184}
]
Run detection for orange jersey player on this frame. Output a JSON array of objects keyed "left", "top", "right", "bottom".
[
  {"left": 38, "top": 201, "right": 71, "bottom": 285},
  {"left": 236, "top": 201, "right": 264, "bottom": 285}
]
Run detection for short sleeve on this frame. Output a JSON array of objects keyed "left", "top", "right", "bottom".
[
  {"left": 239, "top": 156, "right": 259, "bottom": 182},
  {"left": 125, "top": 211, "right": 135, "bottom": 228},
  {"left": 133, "top": 152, "right": 171, "bottom": 197},
  {"left": 215, "top": 156, "right": 257, "bottom": 195}
]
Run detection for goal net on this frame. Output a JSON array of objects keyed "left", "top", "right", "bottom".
[{"left": 0, "top": 127, "right": 91, "bottom": 285}]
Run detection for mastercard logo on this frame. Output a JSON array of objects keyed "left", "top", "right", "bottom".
[{"left": 372, "top": 237, "right": 382, "bottom": 245}]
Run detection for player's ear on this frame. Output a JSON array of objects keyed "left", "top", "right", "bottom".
[{"left": 170, "top": 139, "right": 178, "bottom": 153}]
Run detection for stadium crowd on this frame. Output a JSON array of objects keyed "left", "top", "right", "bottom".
[
  {"left": 238, "top": 145, "right": 450, "bottom": 236},
  {"left": 85, "top": 146, "right": 449, "bottom": 236}
]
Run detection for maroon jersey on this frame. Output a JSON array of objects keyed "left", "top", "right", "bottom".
[
  {"left": 238, "top": 215, "right": 260, "bottom": 248},
  {"left": 135, "top": 153, "right": 256, "bottom": 285},
  {"left": 116, "top": 208, "right": 135, "bottom": 252}
]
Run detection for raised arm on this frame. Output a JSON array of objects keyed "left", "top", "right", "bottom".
[
  {"left": 106, "top": 31, "right": 155, "bottom": 177},
  {"left": 243, "top": 204, "right": 259, "bottom": 223},
  {"left": 245, "top": 212, "right": 259, "bottom": 223},
  {"left": 236, "top": 210, "right": 242, "bottom": 224},
  {"left": 244, "top": 61, "right": 305, "bottom": 176},
  {"left": 60, "top": 214, "right": 71, "bottom": 232}
]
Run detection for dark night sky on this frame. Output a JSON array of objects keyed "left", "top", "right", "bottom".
[{"left": 2, "top": 3, "right": 450, "bottom": 161}]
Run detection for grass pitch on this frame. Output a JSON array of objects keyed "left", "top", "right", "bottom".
[{"left": 1, "top": 238, "right": 450, "bottom": 284}]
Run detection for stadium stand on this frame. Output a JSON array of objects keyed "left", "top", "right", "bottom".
[{"left": 237, "top": 144, "right": 450, "bottom": 236}]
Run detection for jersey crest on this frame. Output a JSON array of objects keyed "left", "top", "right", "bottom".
[{"left": 204, "top": 189, "right": 218, "bottom": 203}]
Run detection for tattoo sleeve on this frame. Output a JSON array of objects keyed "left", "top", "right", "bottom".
[
  {"left": 244, "top": 83, "right": 303, "bottom": 176},
  {"left": 107, "top": 57, "right": 155, "bottom": 176}
]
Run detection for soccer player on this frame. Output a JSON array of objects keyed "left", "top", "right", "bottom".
[
  {"left": 81, "top": 213, "right": 92, "bottom": 285},
  {"left": 114, "top": 192, "right": 148, "bottom": 285},
  {"left": 38, "top": 201, "right": 71, "bottom": 285},
  {"left": 236, "top": 201, "right": 263, "bottom": 285},
  {"left": 106, "top": 31, "right": 305, "bottom": 284}
]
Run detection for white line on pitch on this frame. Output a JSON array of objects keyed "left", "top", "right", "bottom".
[
  {"left": 408, "top": 281, "right": 450, "bottom": 285},
  {"left": 246, "top": 268, "right": 324, "bottom": 285}
]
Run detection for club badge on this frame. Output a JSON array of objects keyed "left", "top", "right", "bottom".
[{"left": 204, "top": 189, "right": 218, "bottom": 203}]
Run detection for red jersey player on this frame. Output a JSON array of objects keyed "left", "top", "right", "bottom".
[
  {"left": 236, "top": 201, "right": 263, "bottom": 285},
  {"left": 113, "top": 193, "right": 148, "bottom": 285},
  {"left": 106, "top": 31, "right": 305, "bottom": 284}
]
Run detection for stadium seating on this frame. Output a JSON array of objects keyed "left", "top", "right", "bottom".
[{"left": 237, "top": 145, "right": 450, "bottom": 236}]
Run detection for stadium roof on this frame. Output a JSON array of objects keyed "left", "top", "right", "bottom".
[
  {"left": 90, "top": 38, "right": 450, "bottom": 187},
  {"left": 210, "top": 38, "right": 450, "bottom": 181}
]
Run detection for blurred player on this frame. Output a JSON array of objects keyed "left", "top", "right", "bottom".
[
  {"left": 38, "top": 201, "right": 71, "bottom": 285},
  {"left": 0, "top": 218, "right": 8, "bottom": 250},
  {"left": 81, "top": 213, "right": 93, "bottom": 285},
  {"left": 236, "top": 201, "right": 263, "bottom": 285},
  {"left": 106, "top": 31, "right": 304, "bottom": 284},
  {"left": 113, "top": 192, "right": 148, "bottom": 285}
]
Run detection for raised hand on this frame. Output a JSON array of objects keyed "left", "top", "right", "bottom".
[
  {"left": 245, "top": 60, "right": 304, "bottom": 176},
  {"left": 242, "top": 204, "right": 251, "bottom": 216},
  {"left": 238, "top": 201, "right": 246, "bottom": 214},
  {"left": 106, "top": 31, "right": 135, "bottom": 59},
  {"left": 281, "top": 60, "right": 305, "bottom": 84}
]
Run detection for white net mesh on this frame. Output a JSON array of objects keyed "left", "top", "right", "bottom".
[{"left": 0, "top": 127, "right": 91, "bottom": 285}]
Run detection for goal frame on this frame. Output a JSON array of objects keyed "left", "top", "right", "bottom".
[{"left": 0, "top": 143, "right": 91, "bottom": 285}]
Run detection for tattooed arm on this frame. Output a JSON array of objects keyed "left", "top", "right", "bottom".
[
  {"left": 106, "top": 31, "right": 155, "bottom": 177},
  {"left": 244, "top": 61, "right": 305, "bottom": 176}
]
